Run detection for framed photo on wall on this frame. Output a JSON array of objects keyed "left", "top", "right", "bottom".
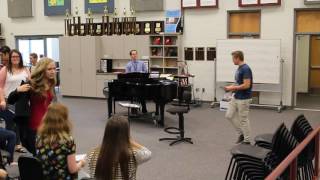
[
  {"left": 182, "top": 0, "right": 197, "bottom": 8},
  {"left": 304, "top": 0, "right": 320, "bottom": 4},
  {"left": 84, "top": 0, "right": 114, "bottom": 14},
  {"left": 182, "top": 0, "right": 218, "bottom": 9},
  {"left": 200, "top": 0, "right": 218, "bottom": 7},
  {"left": 239, "top": 0, "right": 281, "bottom": 7},
  {"left": 44, "top": 0, "right": 71, "bottom": 16}
]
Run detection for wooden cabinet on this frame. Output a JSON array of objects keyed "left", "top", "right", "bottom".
[
  {"left": 136, "top": 35, "right": 149, "bottom": 58},
  {"left": 60, "top": 36, "right": 99, "bottom": 97},
  {"left": 96, "top": 74, "right": 117, "bottom": 98},
  {"left": 60, "top": 37, "right": 82, "bottom": 96},
  {"left": 81, "top": 37, "right": 99, "bottom": 97},
  {"left": 60, "top": 35, "right": 149, "bottom": 98}
]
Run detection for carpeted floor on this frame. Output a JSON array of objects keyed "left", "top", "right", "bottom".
[
  {"left": 296, "top": 93, "right": 320, "bottom": 110},
  {"left": 57, "top": 96, "right": 320, "bottom": 180}
]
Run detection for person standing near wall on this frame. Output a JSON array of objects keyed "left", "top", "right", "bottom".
[
  {"left": 225, "top": 51, "right": 253, "bottom": 145},
  {"left": 29, "top": 53, "right": 38, "bottom": 73},
  {"left": 0, "top": 46, "right": 11, "bottom": 68}
]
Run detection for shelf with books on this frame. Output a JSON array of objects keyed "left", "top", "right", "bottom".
[{"left": 149, "top": 34, "right": 181, "bottom": 75}]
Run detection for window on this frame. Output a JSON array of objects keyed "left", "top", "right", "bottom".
[
  {"left": 16, "top": 35, "right": 61, "bottom": 65},
  {"left": 228, "top": 10, "right": 261, "bottom": 39}
]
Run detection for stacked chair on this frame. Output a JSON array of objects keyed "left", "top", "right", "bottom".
[
  {"left": 254, "top": 114, "right": 314, "bottom": 180},
  {"left": 225, "top": 123, "right": 298, "bottom": 180}
]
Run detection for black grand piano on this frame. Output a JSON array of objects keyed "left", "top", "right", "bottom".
[{"left": 104, "top": 73, "right": 178, "bottom": 126}]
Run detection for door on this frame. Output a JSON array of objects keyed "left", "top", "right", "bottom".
[{"left": 309, "top": 35, "right": 320, "bottom": 94}]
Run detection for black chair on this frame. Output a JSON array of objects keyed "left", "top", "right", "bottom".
[
  {"left": 254, "top": 114, "right": 306, "bottom": 149},
  {"left": 18, "top": 155, "right": 43, "bottom": 180},
  {"left": 255, "top": 114, "right": 315, "bottom": 180},
  {"left": 159, "top": 90, "right": 193, "bottom": 146},
  {"left": 225, "top": 123, "right": 298, "bottom": 180}
]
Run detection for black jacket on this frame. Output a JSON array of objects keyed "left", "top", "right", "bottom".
[{"left": 7, "top": 84, "right": 31, "bottom": 118}]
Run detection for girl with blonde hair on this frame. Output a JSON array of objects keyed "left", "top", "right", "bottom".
[
  {"left": 36, "top": 103, "right": 85, "bottom": 180},
  {"left": 8, "top": 58, "right": 57, "bottom": 154}
]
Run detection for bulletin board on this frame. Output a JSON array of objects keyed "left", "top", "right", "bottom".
[{"left": 44, "top": 0, "right": 71, "bottom": 16}]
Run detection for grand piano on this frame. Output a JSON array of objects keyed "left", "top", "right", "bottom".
[{"left": 104, "top": 73, "right": 178, "bottom": 126}]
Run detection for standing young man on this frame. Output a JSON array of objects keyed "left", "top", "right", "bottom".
[
  {"left": 225, "top": 51, "right": 253, "bottom": 144},
  {"left": 29, "top": 53, "right": 38, "bottom": 73}
]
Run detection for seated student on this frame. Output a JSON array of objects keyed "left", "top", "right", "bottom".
[
  {"left": 35, "top": 103, "right": 85, "bottom": 180},
  {"left": 87, "top": 115, "right": 152, "bottom": 180},
  {"left": 0, "top": 127, "right": 16, "bottom": 163}
]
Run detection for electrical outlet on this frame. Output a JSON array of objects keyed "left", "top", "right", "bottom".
[{"left": 202, "top": 88, "right": 205, "bottom": 93}]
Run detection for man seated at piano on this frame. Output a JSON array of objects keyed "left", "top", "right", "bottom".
[
  {"left": 126, "top": 50, "right": 147, "bottom": 73},
  {"left": 125, "top": 50, "right": 148, "bottom": 113}
]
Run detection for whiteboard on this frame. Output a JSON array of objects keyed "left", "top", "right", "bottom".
[{"left": 216, "top": 39, "right": 281, "bottom": 84}]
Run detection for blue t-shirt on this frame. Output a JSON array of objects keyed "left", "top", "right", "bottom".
[{"left": 234, "top": 64, "right": 253, "bottom": 100}]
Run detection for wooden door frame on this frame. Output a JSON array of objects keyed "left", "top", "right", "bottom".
[{"left": 293, "top": 8, "right": 320, "bottom": 107}]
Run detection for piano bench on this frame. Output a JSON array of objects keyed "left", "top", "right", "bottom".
[{"left": 159, "top": 108, "right": 193, "bottom": 146}]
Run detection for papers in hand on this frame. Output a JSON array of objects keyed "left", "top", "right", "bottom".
[
  {"left": 76, "top": 154, "right": 86, "bottom": 162},
  {"left": 222, "top": 92, "right": 233, "bottom": 101}
]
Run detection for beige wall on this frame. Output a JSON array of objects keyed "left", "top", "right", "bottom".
[{"left": 1, "top": 0, "right": 320, "bottom": 104}]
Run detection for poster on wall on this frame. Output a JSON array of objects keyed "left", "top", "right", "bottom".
[
  {"left": 89, "top": 0, "right": 108, "bottom": 3},
  {"left": 44, "top": 0, "right": 71, "bottom": 16},
  {"left": 48, "top": 0, "right": 65, "bottom": 6},
  {"left": 85, "top": 0, "right": 114, "bottom": 14},
  {"left": 165, "top": 10, "right": 182, "bottom": 33}
]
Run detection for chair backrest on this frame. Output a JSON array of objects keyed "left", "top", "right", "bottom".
[
  {"left": 182, "top": 90, "right": 192, "bottom": 104},
  {"left": 290, "top": 115, "right": 315, "bottom": 162},
  {"left": 18, "top": 155, "right": 43, "bottom": 180},
  {"left": 271, "top": 123, "right": 298, "bottom": 162}
]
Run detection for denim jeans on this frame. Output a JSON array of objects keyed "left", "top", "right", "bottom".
[
  {"left": 0, "top": 109, "right": 20, "bottom": 145},
  {"left": 0, "top": 127, "right": 16, "bottom": 163}
]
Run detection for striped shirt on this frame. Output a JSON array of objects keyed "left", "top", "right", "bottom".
[{"left": 87, "top": 146, "right": 151, "bottom": 179}]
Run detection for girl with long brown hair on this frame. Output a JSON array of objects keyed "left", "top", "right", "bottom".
[
  {"left": 36, "top": 103, "right": 85, "bottom": 180},
  {"left": 0, "top": 49, "right": 30, "bottom": 154},
  {"left": 87, "top": 115, "right": 152, "bottom": 180}
]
